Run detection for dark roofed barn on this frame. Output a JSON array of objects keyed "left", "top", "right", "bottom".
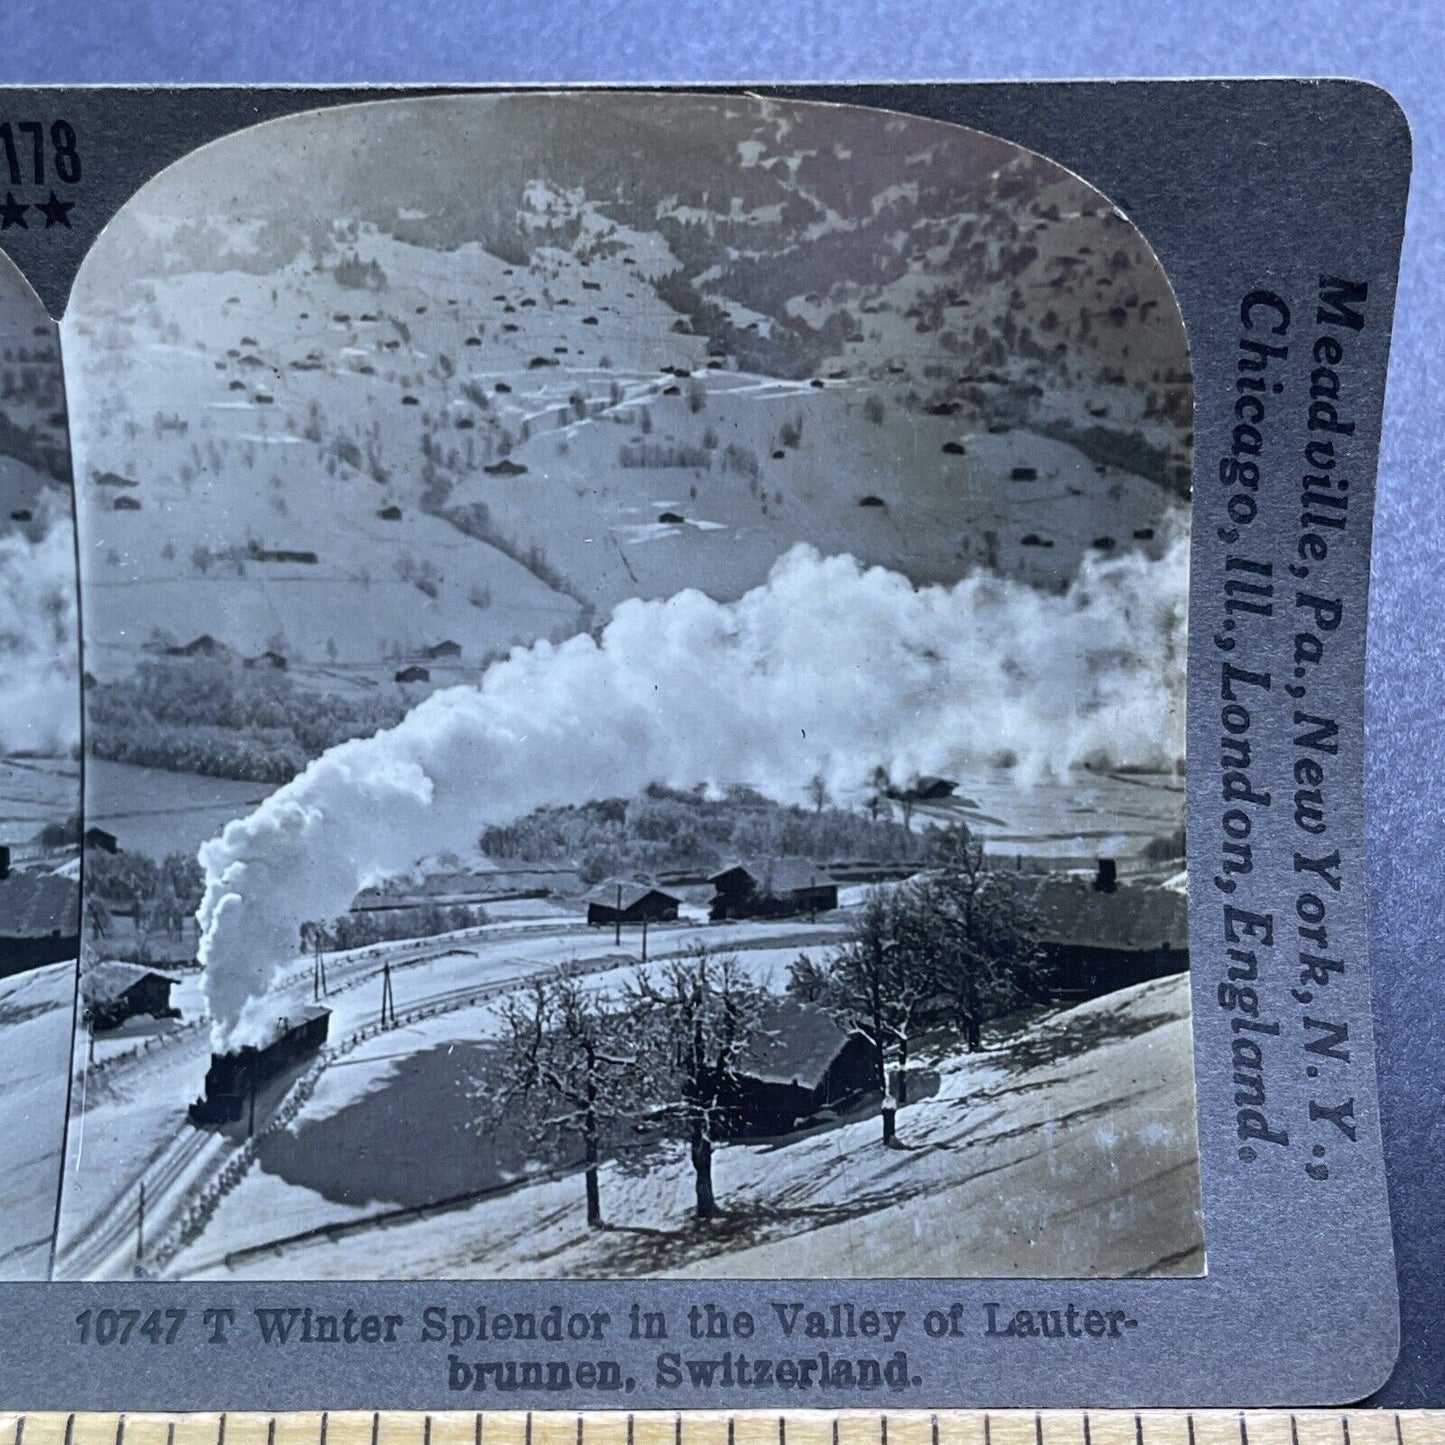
[
  {"left": 81, "top": 961, "right": 180, "bottom": 1031},
  {"left": 83, "top": 826, "right": 119, "bottom": 853},
  {"left": 424, "top": 640, "right": 462, "bottom": 660},
  {"left": 722, "top": 999, "right": 876, "bottom": 1137},
  {"left": 1021, "top": 865, "right": 1188, "bottom": 1001},
  {"left": 395, "top": 665, "right": 430, "bottom": 684},
  {"left": 585, "top": 878, "right": 680, "bottom": 927},
  {"left": 709, "top": 859, "right": 838, "bottom": 921},
  {"left": 0, "top": 867, "right": 80, "bottom": 977}
]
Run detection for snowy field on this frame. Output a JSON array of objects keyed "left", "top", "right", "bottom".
[
  {"left": 170, "top": 972, "right": 1201, "bottom": 1281},
  {"left": 0, "top": 754, "right": 77, "bottom": 839},
  {"left": 54, "top": 913, "right": 851, "bottom": 1279},
  {"left": 0, "top": 962, "right": 75, "bottom": 1279}
]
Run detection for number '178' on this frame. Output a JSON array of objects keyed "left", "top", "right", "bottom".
[{"left": 0, "top": 121, "right": 81, "bottom": 185}]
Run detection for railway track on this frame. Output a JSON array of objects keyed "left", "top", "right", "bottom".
[
  {"left": 60, "top": 915, "right": 850, "bottom": 1278},
  {"left": 55, "top": 1119, "right": 220, "bottom": 1279}
]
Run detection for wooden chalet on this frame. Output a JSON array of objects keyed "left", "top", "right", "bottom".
[
  {"left": 709, "top": 858, "right": 838, "bottom": 921},
  {"left": 585, "top": 878, "right": 681, "bottom": 927},
  {"left": 81, "top": 961, "right": 181, "bottom": 1031},
  {"left": 0, "top": 866, "right": 80, "bottom": 976},
  {"left": 722, "top": 998, "right": 875, "bottom": 1138},
  {"left": 1021, "top": 863, "right": 1188, "bottom": 1000}
]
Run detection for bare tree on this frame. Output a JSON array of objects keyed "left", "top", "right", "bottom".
[
  {"left": 920, "top": 826, "right": 1044, "bottom": 1051},
  {"left": 494, "top": 971, "right": 641, "bottom": 1227},
  {"left": 806, "top": 772, "right": 830, "bottom": 815},
  {"left": 828, "top": 887, "right": 932, "bottom": 1135},
  {"left": 631, "top": 946, "right": 763, "bottom": 1220}
]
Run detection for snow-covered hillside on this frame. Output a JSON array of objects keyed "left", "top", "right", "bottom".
[
  {"left": 65, "top": 92, "right": 1190, "bottom": 696},
  {"left": 169, "top": 970, "right": 1201, "bottom": 1281}
]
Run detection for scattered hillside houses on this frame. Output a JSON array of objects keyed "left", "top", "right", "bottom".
[
  {"left": 81, "top": 961, "right": 180, "bottom": 1031},
  {"left": 709, "top": 858, "right": 838, "bottom": 921},
  {"left": 585, "top": 878, "right": 681, "bottom": 927},
  {"left": 0, "top": 865, "right": 80, "bottom": 976},
  {"left": 1022, "top": 862, "right": 1188, "bottom": 1000},
  {"left": 394, "top": 665, "right": 430, "bottom": 684},
  {"left": 722, "top": 998, "right": 876, "bottom": 1137}
]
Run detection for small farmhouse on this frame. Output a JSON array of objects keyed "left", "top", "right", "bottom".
[
  {"left": 424, "top": 640, "right": 462, "bottom": 660},
  {"left": 81, "top": 961, "right": 181, "bottom": 1031},
  {"left": 83, "top": 826, "right": 119, "bottom": 854},
  {"left": 0, "top": 865, "right": 80, "bottom": 977},
  {"left": 395, "top": 665, "right": 430, "bottom": 684},
  {"left": 709, "top": 858, "right": 838, "bottom": 921},
  {"left": 722, "top": 999, "right": 875, "bottom": 1137},
  {"left": 244, "top": 650, "right": 289, "bottom": 672},
  {"left": 1023, "top": 863, "right": 1188, "bottom": 1000},
  {"left": 585, "top": 878, "right": 681, "bottom": 927}
]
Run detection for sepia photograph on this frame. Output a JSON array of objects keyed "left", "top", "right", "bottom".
[{"left": 37, "top": 91, "right": 1199, "bottom": 1282}]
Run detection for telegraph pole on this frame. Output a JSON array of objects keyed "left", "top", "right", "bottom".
[
  {"left": 381, "top": 960, "right": 396, "bottom": 1030},
  {"left": 640, "top": 915, "right": 648, "bottom": 964},
  {"left": 312, "top": 933, "right": 329, "bottom": 999},
  {"left": 135, "top": 1181, "right": 145, "bottom": 1269},
  {"left": 614, "top": 883, "right": 622, "bottom": 947}
]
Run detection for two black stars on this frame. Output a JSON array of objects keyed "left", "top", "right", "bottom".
[{"left": 0, "top": 190, "right": 74, "bottom": 229}]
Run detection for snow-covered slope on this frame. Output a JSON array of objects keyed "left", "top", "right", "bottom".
[{"left": 173, "top": 971, "right": 1201, "bottom": 1281}]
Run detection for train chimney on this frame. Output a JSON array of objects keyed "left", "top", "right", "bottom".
[{"left": 1093, "top": 857, "right": 1117, "bottom": 893}]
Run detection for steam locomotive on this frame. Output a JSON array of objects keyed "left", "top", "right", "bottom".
[{"left": 188, "top": 1005, "right": 331, "bottom": 1126}]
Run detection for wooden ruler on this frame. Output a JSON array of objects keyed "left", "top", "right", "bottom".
[{"left": 0, "top": 1414, "right": 1441, "bottom": 1445}]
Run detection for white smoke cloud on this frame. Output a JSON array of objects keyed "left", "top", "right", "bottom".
[
  {"left": 0, "top": 506, "right": 79, "bottom": 756},
  {"left": 197, "top": 538, "right": 1187, "bottom": 1047}
]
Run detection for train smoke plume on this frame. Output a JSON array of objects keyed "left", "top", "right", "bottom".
[
  {"left": 198, "top": 540, "right": 1186, "bottom": 1046},
  {"left": 0, "top": 510, "right": 78, "bottom": 755}
]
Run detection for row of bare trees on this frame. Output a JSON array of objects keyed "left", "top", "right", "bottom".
[
  {"left": 488, "top": 947, "right": 763, "bottom": 1227},
  {"left": 484, "top": 826, "right": 1044, "bottom": 1230}
]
